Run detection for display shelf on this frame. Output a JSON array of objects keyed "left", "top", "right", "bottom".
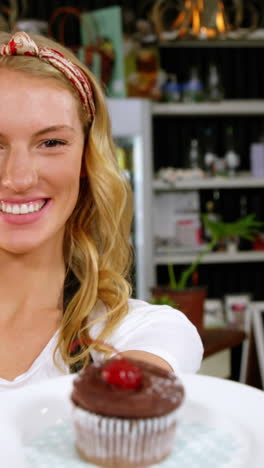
[
  {"left": 154, "top": 250, "right": 264, "bottom": 265},
  {"left": 152, "top": 100, "right": 264, "bottom": 116},
  {"left": 153, "top": 174, "right": 264, "bottom": 190},
  {"left": 159, "top": 39, "right": 264, "bottom": 49},
  {"left": 150, "top": 40, "right": 264, "bottom": 299}
]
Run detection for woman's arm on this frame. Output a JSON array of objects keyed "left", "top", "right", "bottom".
[
  {"left": 121, "top": 350, "right": 173, "bottom": 372},
  {"left": 90, "top": 298, "right": 204, "bottom": 375}
]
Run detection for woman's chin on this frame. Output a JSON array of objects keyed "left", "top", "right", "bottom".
[
  {"left": 0, "top": 236, "right": 51, "bottom": 256},
  {"left": 0, "top": 243, "right": 42, "bottom": 255}
]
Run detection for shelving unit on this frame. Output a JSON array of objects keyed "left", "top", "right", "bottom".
[
  {"left": 150, "top": 38, "right": 264, "bottom": 300},
  {"left": 151, "top": 93, "right": 264, "bottom": 297}
]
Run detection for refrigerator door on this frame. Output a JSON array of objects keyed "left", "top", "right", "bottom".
[{"left": 107, "top": 98, "right": 154, "bottom": 300}]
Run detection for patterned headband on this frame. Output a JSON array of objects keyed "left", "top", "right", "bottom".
[{"left": 0, "top": 31, "right": 95, "bottom": 121}]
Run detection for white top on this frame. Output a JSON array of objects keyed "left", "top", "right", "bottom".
[{"left": 0, "top": 299, "right": 204, "bottom": 392}]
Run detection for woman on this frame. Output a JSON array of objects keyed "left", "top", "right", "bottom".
[{"left": 0, "top": 31, "right": 203, "bottom": 391}]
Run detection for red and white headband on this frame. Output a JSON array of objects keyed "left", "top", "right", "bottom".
[{"left": 0, "top": 31, "right": 95, "bottom": 122}]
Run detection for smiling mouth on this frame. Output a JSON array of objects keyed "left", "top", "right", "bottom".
[{"left": 0, "top": 199, "right": 49, "bottom": 215}]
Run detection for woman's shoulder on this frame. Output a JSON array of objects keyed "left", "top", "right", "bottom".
[
  {"left": 91, "top": 297, "right": 193, "bottom": 326},
  {"left": 127, "top": 298, "right": 188, "bottom": 322}
]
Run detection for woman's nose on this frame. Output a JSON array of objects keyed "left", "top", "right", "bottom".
[{"left": 1, "top": 147, "right": 38, "bottom": 192}]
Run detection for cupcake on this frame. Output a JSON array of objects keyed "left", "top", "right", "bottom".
[{"left": 71, "top": 357, "right": 185, "bottom": 468}]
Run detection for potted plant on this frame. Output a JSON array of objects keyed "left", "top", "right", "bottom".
[{"left": 152, "top": 214, "right": 264, "bottom": 334}]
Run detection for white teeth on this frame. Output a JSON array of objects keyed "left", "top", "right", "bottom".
[
  {"left": 20, "top": 204, "right": 28, "bottom": 214},
  {"left": 0, "top": 200, "right": 46, "bottom": 214},
  {"left": 13, "top": 204, "right": 20, "bottom": 214}
]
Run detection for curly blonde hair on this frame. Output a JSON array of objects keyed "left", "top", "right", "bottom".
[{"left": 0, "top": 31, "right": 133, "bottom": 370}]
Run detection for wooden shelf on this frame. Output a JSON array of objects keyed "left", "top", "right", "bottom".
[
  {"left": 159, "top": 39, "right": 264, "bottom": 49},
  {"left": 153, "top": 174, "right": 264, "bottom": 190},
  {"left": 154, "top": 250, "right": 264, "bottom": 265},
  {"left": 152, "top": 100, "right": 264, "bottom": 116}
]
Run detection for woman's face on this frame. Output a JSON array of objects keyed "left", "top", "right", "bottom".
[{"left": 0, "top": 69, "right": 85, "bottom": 255}]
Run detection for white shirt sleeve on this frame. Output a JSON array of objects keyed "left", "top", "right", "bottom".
[{"left": 90, "top": 299, "right": 204, "bottom": 374}]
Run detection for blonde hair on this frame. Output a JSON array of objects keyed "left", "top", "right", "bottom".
[{"left": 0, "top": 31, "right": 133, "bottom": 369}]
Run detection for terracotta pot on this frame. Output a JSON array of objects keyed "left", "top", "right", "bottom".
[{"left": 152, "top": 286, "right": 207, "bottom": 335}]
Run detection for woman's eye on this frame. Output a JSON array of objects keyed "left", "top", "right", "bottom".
[{"left": 42, "top": 139, "right": 66, "bottom": 148}]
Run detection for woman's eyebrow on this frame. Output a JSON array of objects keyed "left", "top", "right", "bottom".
[
  {"left": 34, "top": 125, "right": 76, "bottom": 136},
  {"left": 0, "top": 125, "right": 76, "bottom": 138}
]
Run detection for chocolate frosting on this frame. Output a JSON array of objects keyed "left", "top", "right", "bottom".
[{"left": 71, "top": 358, "right": 185, "bottom": 418}]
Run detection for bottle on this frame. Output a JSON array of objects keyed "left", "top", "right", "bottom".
[
  {"left": 206, "top": 63, "right": 224, "bottom": 102},
  {"left": 186, "top": 138, "right": 202, "bottom": 169},
  {"left": 182, "top": 67, "right": 204, "bottom": 102},
  {"left": 203, "top": 127, "right": 217, "bottom": 176},
  {"left": 135, "top": 33, "right": 160, "bottom": 98},
  {"left": 224, "top": 126, "right": 240, "bottom": 176},
  {"left": 162, "top": 73, "right": 181, "bottom": 102},
  {"left": 204, "top": 199, "right": 220, "bottom": 243},
  {"left": 238, "top": 195, "right": 252, "bottom": 251}
]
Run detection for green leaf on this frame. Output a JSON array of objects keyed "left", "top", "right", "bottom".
[
  {"left": 163, "top": 213, "right": 264, "bottom": 291},
  {"left": 202, "top": 214, "right": 264, "bottom": 241},
  {"left": 151, "top": 295, "right": 178, "bottom": 307}
]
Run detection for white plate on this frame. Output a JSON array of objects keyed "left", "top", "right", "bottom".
[
  {"left": 0, "top": 375, "right": 254, "bottom": 468},
  {"left": 24, "top": 402, "right": 251, "bottom": 468}
]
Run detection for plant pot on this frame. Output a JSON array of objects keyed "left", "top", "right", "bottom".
[{"left": 151, "top": 286, "right": 207, "bottom": 335}]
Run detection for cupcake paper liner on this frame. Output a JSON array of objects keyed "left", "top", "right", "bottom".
[{"left": 73, "top": 406, "right": 179, "bottom": 467}]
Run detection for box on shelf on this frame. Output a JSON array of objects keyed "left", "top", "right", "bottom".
[
  {"left": 174, "top": 213, "right": 202, "bottom": 247},
  {"left": 250, "top": 143, "right": 264, "bottom": 177},
  {"left": 154, "top": 191, "right": 202, "bottom": 249},
  {"left": 204, "top": 299, "right": 226, "bottom": 328}
]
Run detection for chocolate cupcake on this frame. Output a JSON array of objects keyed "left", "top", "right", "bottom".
[{"left": 71, "top": 357, "right": 185, "bottom": 467}]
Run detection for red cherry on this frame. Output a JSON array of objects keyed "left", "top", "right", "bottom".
[{"left": 101, "top": 358, "right": 143, "bottom": 390}]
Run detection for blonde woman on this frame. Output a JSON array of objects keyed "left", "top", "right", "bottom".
[{"left": 0, "top": 31, "right": 203, "bottom": 391}]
